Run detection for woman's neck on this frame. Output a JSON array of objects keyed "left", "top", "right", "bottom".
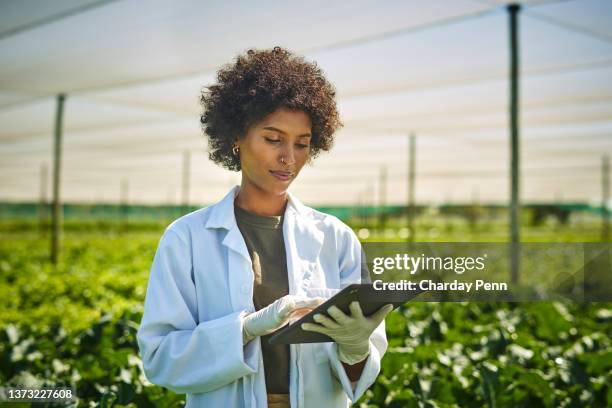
[{"left": 235, "top": 182, "right": 288, "bottom": 216}]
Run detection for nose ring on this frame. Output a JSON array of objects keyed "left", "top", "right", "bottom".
[{"left": 280, "top": 156, "right": 286, "bottom": 164}]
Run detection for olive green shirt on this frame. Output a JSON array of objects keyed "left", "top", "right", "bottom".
[{"left": 234, "top": 204, "right": 290, "bottom": 394}]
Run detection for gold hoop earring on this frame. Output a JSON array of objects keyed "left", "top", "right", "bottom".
[{"left": 232, "top": 146, "right": 239, "bottom": 156}]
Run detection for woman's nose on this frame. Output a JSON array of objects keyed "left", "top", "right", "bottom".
[{"left": 280, "top": 146, "right": 296, "bottom": 166}]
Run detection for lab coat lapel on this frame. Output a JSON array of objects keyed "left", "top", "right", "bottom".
[
  {"left": 283, "top": 193, "right": 324, "bottom": 408},
  {"left": 204, "top": 186, "right": 253, "bottom": 311},
  {"left": 284, "top": 192, "right": 324, "bottom": 296},
  {"left": 223, "top": 226, "right": 254, "bottom": 311}
]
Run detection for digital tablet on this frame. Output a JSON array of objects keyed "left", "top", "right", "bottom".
[{"left": 268, "top": 283, "right": 423, "bottom": 345}]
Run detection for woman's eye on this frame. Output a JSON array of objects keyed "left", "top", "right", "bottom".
[
  {"left": 296, "top": 144, "right": 310, "bottom": 149},
  {"left": 264, "top": 137, "right": 281, "bottom": 144}
]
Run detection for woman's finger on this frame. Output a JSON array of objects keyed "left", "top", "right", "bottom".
[
  {"left": 349, "top": 301, "right": 364, "bottom": 319},
  {"left": 313, "top": 313, "right": 340, "bottom": 329},
  {"left": 301, "top": 323, "right": 328, "bottom": 334},
  {"left": 294, "top": 296, "right": 325, "bottom": 309},
  {"left": 288, "top": 308, "right": 312, "bottom": 322},
  {"left": 370, "top": 304, "right": 394, "bottom": 323},
  {"left": 326, "top": 306, "right": 351, "bottom": 325}
]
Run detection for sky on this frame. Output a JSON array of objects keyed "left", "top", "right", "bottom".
[{"left": 1, "top": 0, "right": 611, "bottom": 206}]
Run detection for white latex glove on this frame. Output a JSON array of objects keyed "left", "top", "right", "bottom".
[
  {"left": 242, "top": 295, "right": 324, "bottom": 344},
  {"left": 301, "top": 301, "right": 393, "bottom": 365}
]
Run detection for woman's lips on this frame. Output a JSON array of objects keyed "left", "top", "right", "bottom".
[{"left": 270, "top": 170, "right": 293, "bottom": 181}]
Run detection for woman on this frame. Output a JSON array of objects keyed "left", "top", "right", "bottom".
[{"left": 137, "top": 47, "right": 392, "bottom": 408}]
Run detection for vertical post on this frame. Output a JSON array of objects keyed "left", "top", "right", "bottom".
[
  {"left": 367, "top": 182, "right": 375, "bottom": 230},
  {"left": 120, "top": 177, "right": 129, "bottom": 232},
  {"left": 378, "top": 165, "right": 387, "bottom": 236},
  {"left": 407, "top": 133, "right": 416, "bottom": 242},
  {"left": 39, "top": 163, "right": 48, "bottom": 237},
  {"left": 508, "top": 4, "right": 521, "bottom": 284},
  {"left": 182, "top": 150, "right": 191, "bottom": 214},
  {"left": 166, "top": 187, "right": 175, "bottom": 220},
  {"left": 360, "top": 191, "right": 366, "bottom": 229},
  {"left": 353, "top": 193, "right": 359, "bottom": 228},
  {"left": 603, "top": 154, "right": 610, "bottom": 242},
  {"left": 469, "top": 186, "right": 480, "bottom": 232},
  {"left": 51, "top": 94, "right": 66, "bottom": 265}
]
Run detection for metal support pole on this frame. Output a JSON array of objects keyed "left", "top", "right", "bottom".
[
  {"left": 603, "top": 155, "right": 610, "bottom": 242},
  {"left": 470, "top": 186, "right": 480, "bottom": 232},
  {"left": 361, "top": 191, "right": 367, "bottom": 229},
  {"left": 378, "top": 165, "right": 387, "bottom": 236},
  {"left": 354, "top": 193, "right": 360, "bottom": 227},
  {"left": 39, "top": 163, "right": 48, "bottom": 237},
  {"left": 367, "top": 182, "right": 374, "bottom": 229},
  {"left": 182, "top": 150, "right": 191, "bottom": 214},
  {"left": 51, "top": 94, "right": 66, "bottom": 265},
  {"left": 508, "top": 4, "right": 521, "bottom": 284},
  {"left": 407, "top": 133, "right": 416, "bottom": 242},
  {"left": 120, "top": 177, "right": 129, "bottom": 232}
]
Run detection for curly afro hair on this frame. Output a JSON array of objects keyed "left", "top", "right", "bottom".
[{"left": 200, "top": 46, "right": 342, "bottom": 171}]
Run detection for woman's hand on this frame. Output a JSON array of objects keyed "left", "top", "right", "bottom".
[
  {"left": 242, "top": 295, "right": 324, "bottom": 344},
  {"left": 301, "top": 302, "right": 393, "bottom": 365}
]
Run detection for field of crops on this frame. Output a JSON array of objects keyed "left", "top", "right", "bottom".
[{"left": 0, "top": 218, "right": 610, "bottom": 407}]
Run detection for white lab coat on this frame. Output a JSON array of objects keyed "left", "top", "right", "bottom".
[{"left": 137, "top": 185, "right": 387, "bottom": 408}]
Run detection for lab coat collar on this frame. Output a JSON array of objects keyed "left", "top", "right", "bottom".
[
  {"left": 204, "top": 185, "right": 311, "bottom": 231},
  {"left": 205, "top": 186, "right": 325, "bottom": 305}
]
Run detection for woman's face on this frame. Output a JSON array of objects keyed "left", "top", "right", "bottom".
[{"left": 237, "top": 107, "right": 312, "bottom": 196}]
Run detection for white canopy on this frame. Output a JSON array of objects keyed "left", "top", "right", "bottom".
[{"left": 1, "top": 0, "right": 611, "bottom": 205}]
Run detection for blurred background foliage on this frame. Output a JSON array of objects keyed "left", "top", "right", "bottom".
[{"left": 1, "top": 213, "right": 610, "bottom": 407}]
